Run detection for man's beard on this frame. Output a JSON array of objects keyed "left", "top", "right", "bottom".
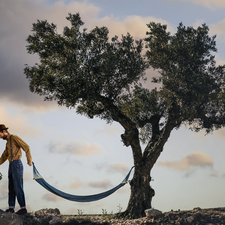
[{"left": 2, "top": 134, "right": 7, "bottom": 140}]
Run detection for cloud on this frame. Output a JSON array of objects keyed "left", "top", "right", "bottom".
[
  {"left": 213, "top": 127, "right": 225, "bottom": 139},
  {"left": 42, "top": 193, "right": 61, "bottom": 202},
  {"left": 117, "top": 187, "right": 130, "bottom": 194},
  {"left": 169, "top": 0, "right": 225, "bottom": 9},
  {"left": 48, "top": 140, "right": 103, "bottom": 156},
  {"left": 69, "top": 178, "right": 83, "bottom": 189},
  {"left": 0, "top": 0, "right": 172, "bottom": 110},
  {"left": 88, "top": 179, "right": 112, "bottom": 189},
  {"left": 0, "top": 105, "right": 39, "bottom": 137},
  {"left": 210, "top": 172, "right": 218, "bottom": 177},
  {"left": 95, "top": 163, "right": 132, "bottom": 176},
  {"left": 96, "top": 124, "right": 122, "bottom": 136},
  {"left": 0, "top": 0, "right": 99, "bottom": 109},
  {"left": 90, "top": 15, "right": 173, "bottom": 40},
  {"left": 108, "top": 163, "right": 130, "bottom": 174},
  {"left": 210, "top": 19, "right": 225, "bottom": 42},
  {"left": 158, "top": 151, "right": 213, "bottom": 171}
]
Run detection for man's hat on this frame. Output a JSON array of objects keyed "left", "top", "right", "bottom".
[{"left": 0, "top": 124, "right": 8, "bottom": 131}]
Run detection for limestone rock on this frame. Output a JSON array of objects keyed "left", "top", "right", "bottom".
[
  {"left": 0, "top": 211, "right": 23, "bottom": 225},
  {"left": 49, "top": 216, "right": 62, "bottom": 224},
  {"left": 145, "top": 208, "right": 162, "bottom": 218},
  {"left": 186, "top": 215, "right": 195, "bottom": 223},
  {"left": 1, "top": 207, "right": 225, "bottom": 225},
  {"left": 193, "top": 207, "right": 201, "bottom": 211},
  {"left": 35, "top": 208, "right": 60, "bottom": 216}
]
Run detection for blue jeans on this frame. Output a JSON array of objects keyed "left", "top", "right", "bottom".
[{"left": 8, "top": 159, "right": 26, "bottom": 208}]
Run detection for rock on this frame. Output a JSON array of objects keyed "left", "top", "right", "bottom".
[
  {"left": 35, "top": 208, "right": 61, "bottom": 216},
  {"left": 49, "top": 216, "right": 62, "bottom": 224},
  {"left": 186, "top": 215, "right": 195, "bottom": 223},
  {"left": 1, "top": 207, "right": 225, "bottom": 225},
  {"left": 145, "top": 208, "right": 162, "bottom": 218},
  {"left": 175, "top": 217, "right": 183, "bottom": 224},
  {"left": 0, "top": 211, "right": 23, "bottom": 225},
  {"left": 193, "top": 207, "right": 201, "bottom": 211}
]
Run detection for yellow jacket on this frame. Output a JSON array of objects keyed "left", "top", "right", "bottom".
[{"left": 0, "top": 133, "right": 32, "bottom": 165}]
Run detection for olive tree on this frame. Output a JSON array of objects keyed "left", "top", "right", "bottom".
[{"left": 25, "top": 13, "right": 225, "bottom": 218}]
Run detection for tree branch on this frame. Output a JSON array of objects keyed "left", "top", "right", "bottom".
[
  {"left": 140, "top": 114, "right": 161, "bottom": 164},
  {"left": 137, "top": 114, "right": 161, "bottom": 128},
  {"left": 141, "top": 109, "right": 181, "bottom": 168},
  {"left": 100, "top": 95, "right": 143, "bottom": 165}
]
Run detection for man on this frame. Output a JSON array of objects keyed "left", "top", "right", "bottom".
[{"left": 0, "top": 124, "right": 32, "bottom": 215}]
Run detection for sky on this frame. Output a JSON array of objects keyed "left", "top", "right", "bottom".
[{"left": 0, "top": 0, "right": 225, "bottom": 215}]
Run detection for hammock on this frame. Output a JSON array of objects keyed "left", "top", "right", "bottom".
[{"left": 32, "top": 162, "right": 134, "bottom": 202}]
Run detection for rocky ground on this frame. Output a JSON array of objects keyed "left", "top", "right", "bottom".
[{"left": 1, "top": 207, "right": 225, "bottom": 225}]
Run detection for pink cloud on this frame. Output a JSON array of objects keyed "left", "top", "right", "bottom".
[{"left": 158, "top": 151, "right": 213, "bottom": 171}]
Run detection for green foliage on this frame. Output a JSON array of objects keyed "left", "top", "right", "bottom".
[
  {"left": 145, "top": 22, "right": 225, "bottom": 133},
  {"left": 77, "top": 209, "right": 83, "bottom": 216},
  {"left": 101, "top": 208, "right": 108, "bottom": 220},
  {"left": 101, "top": 209, "right": 114, "bottom": 221},
  {"left": 25, "top": 13, "right": 147, "bottom": 116},
  {"left": 0, "top": 172, "right": 2, "bottom": 180},
  {"left": 117, "top": 85, "right": 164, "bottom": 143},
  {"left": 25, "top": 13, "right": 225, "bottom": 146},
  {"left": 117, "top": 204, "right": 123, "bottom": 213}
]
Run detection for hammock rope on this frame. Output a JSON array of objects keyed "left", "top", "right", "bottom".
[{"left": 32, "top": 162, "right": 134, "bottom": 202}]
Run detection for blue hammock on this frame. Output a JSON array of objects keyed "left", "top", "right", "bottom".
[{"left": 32, "top": 162, "right": 134, "bottom": 202}]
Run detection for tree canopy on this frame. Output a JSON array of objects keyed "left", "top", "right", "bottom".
[
  {"left": 25, "top": 13, "right": 147, "bottom": 116},
  {"left": 145, "top": 22, "right": 225, "bottom": 132},
  {"left": 25, "top": 14, "right": 225, "bottom": 141}
]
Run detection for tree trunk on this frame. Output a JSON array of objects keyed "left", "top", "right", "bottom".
[
  {"left": 119, "top": 164, "right": 155, "bottom": 218},
  {"left": 119, "top": 117, "right": 177, "bottom": 219}
]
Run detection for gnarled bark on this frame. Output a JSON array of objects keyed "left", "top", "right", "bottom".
[
  {"left": 120, "top": 165, "right": 155, "bottom": 218},
  {"left": 120, "top": 115, "right": 179, "bottom": 218}
]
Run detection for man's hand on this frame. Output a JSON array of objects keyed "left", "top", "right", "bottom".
[{"left": 28, "top": 162, "right": 32, "bottom": 166}]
